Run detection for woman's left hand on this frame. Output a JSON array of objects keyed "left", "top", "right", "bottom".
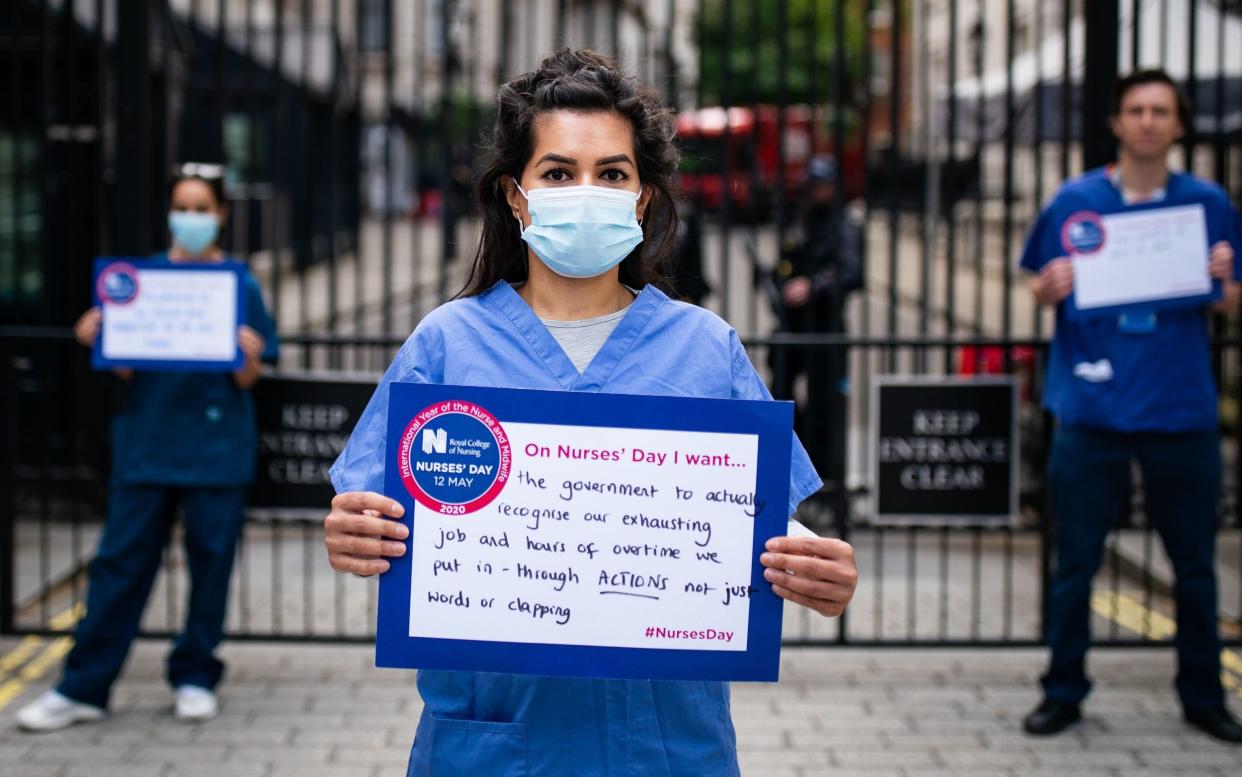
[
  {"left": 760, "top": 536, "right": 858, "bottom": 617},
  {"left": 233, "top": 325, "right": 266, "bottom": 389},
  {"left": 238, "top": 325, "right": 266, "bottom": 362}
]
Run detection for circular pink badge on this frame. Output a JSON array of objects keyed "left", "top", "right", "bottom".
[{"left": 397, "top": 400, "right": 511, "bottom": 515}]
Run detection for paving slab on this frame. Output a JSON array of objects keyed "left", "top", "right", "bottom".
[{"left": 1, "top": 641, "right": 1241, "bottom": 776}]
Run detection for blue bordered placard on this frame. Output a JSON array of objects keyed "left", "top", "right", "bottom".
[
  {"left": 377, "top": 383, "right": 793, "bottom": 682},
  {"left": 1059, "top": 201, "right": 1223, "bottom": 321},
  {"left": 91, "top": 257, "right": 246, "bottom": 371}
]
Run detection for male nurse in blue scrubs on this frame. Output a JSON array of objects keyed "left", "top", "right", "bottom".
[{"left": 1020, "top": 70, "right": 1242, "bottom": 742}]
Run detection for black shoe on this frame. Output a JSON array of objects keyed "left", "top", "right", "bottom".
[
  {"left": 1023, "top": 699, "right": 1081, "bottom": 736},
  {"left": 1184, "top": 706, "right": 1242, "bottom": 743}
]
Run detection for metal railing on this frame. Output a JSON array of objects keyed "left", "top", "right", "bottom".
[{"left": 3, "top": 330, "right": 1238, "bottom": 648}]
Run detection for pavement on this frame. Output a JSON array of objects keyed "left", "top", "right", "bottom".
[
  {"left": 2, "top": 640, "right": 1242, "bottom": 777},
  {"left": 7, "top": 491, "right": 1240, "bottom": 777}
]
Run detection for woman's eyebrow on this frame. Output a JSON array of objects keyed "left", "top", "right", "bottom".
[
  {"left": 536, "top": 153, "right": 578, "bottom": 165},
  {"left": 534, "top": 153, "right": 635, "bottom": 166}
]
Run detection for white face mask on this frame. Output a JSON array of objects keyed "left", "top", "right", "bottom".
[{"left": 515, "top": 181, "right": 644, "bottom": 278}]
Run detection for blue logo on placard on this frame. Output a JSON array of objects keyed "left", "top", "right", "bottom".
[
  {"left": 414, "top": 413, "right": 500, "bottom": 504},
  {"left": 1061, "top": 211, "right": 1106, "bottom": 255},
  {"left": 98, "top": 264, "right": 140, "bottom": 305}
]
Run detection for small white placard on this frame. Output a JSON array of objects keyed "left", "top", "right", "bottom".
[
  {"left": 1072, "top": 204, "right": 1211, "bottom": 311},
  {"left": 101, "top": 268, "right": 239, "bottom": 363}
]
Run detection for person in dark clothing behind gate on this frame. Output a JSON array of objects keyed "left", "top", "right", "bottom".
[
  {"left": 669, "top": 194, "right": 710, "bottom": 305},
  {"left": 1019, "top": 69, "right": 1242, "bottom": 743},
  {"left": 768, "top": 154, "right": 862, "bottom": 489}
]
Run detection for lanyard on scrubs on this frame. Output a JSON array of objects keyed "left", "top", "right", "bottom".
[{"left": 1108, "top": 164, "right": 1166, "bottom": 335}]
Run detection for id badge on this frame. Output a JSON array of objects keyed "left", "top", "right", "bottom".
[{"left": 1118, "top": 310, "right": 1157, "bottom": 334}]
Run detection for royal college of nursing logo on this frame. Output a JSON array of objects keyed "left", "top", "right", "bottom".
[
  {"left": 1060, "top": 211, "right": 1107, "bottom": 256},
  {"left": 398, "top": 400, "right": 511, "bottom": 515},
  {"left": 96, "top": 262, "right": 141, "bottom": 305}
]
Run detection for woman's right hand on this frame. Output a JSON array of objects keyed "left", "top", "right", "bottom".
[
  {"left": 75, "top": 307, "right": 132, "bottom": 379},
  {"left": 324, "top": 491, "right": 408, "bottom": 576},
  {"left": 74, "top": 307, "right": 102, "bottom": 348}
]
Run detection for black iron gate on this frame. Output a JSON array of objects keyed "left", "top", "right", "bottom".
[{"left": 2, "top": 0, "right": 1241, "bottom": 649}]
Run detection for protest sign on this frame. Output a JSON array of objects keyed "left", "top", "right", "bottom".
[
  {"left": 377, "top": 383, "right": 793, "bottom": 682},
  {"left": 92, "top": 257, "right": 244, "bottom": 371}
]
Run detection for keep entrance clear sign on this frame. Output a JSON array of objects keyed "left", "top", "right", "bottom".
[
  {"left": 871, "top": 376, "right": 1018, "bottom": 523},
  {"left": 251, "top": 374, "right": 375, "bottom": 511}
]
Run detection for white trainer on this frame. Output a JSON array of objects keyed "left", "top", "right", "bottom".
[
  {"left": 173, "top": 685, "right": 218, "bottom": 723},
  {"left": 15, "top": 690, "right": 105, "bottom": 732}
]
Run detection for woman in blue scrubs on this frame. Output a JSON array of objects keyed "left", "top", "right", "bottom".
[
  {"left": 16, "top": 163, "right": 280, "bottom": 731},
  {"left": 324, "top": 50, "right": 857, "bottom": 775}
]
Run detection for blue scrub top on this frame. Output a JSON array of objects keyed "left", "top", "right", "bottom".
[
  {"left": 330, "top": 280, "right": 822, "bottom": 776},
  {"left": 110, "top": 254, "right": 280, "bottom": 487},
  {"left": 1020, "top": 167, "right": 1242, "bottom": 433}
]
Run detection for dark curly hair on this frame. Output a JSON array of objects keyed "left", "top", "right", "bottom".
[{"left": 459, "top": 48, "right": 681, "bottom": 297}]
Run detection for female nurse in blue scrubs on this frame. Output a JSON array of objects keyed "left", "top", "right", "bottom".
[
  {"left": 16, "top": 163, "right": 280, "bottom": 731},
  {"left": 323, "top": 49, "right": 858, "bottom": 776}
]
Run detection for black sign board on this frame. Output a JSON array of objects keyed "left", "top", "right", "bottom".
[
  {"left": 871, "top": 376, "right": 1018, "bottom": 522},
  {"left": 250, "top": 373, "right": 377, "bottom": 511}
]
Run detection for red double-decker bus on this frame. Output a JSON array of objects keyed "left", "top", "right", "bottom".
[{"left": 676, "top": 104, "right": 864, "bottom": 218}]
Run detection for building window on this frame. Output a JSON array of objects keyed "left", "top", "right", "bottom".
[
  {"left": 223, "top": 112, "right": 271, "bottom": 185},
  {"left": 359, "top": 0, "right": 391, "bottom": 53},
  {"left": 0, "top": 130, "right": 43, "bottom": 310}
]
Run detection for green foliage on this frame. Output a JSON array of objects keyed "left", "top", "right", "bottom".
[{"left": 696, "top": 0, "right": 867, "bottom": 107}]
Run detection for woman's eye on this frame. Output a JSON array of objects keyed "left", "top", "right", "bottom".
[
  {"left": 542, "top": 168, "right": 572, "bottom": 182},
  {"left": 601, "top": 169, "right": 628, "bottom": 183}
]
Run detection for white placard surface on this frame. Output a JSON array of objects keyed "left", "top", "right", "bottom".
[
  {"left": 1072, "top": 204, "right": 1211, "bottom": 311},
  {"left": 408, "top": 422, "right": 760, "bottom": 652},
  {"left": 101, "top": 268, "right": 239, "bottom": 362}
]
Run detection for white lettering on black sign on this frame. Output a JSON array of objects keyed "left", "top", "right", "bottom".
[
  {"left": 874, "top": 380, "right": 1016, "bottom": 519},
  {"left": 251, "top": 378, "right": 374, "bottom": 509}
]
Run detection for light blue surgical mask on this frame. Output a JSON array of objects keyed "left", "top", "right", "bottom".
[
  {"left": 515, "top": 182, "right": 644, "bottom": 278},
  {"left": 169, "top": 211, "right": 220, "bottom": 255}
]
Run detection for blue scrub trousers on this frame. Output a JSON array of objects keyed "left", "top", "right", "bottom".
[
  {"left": 1042, "top": 426, "right": 1225, "bottom": 712},
  {"left": 58, "top": 483, "right": 248, "bottom": 709}
]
